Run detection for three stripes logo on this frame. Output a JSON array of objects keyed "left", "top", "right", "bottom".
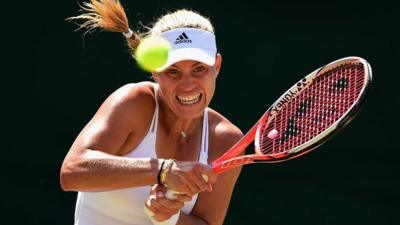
[{"left": 174, "top": 32, "right": 192, "bottom": 44}]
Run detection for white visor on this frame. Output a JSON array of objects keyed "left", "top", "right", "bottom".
[{"left": 155, "top": 28, "right": 217, "bottom": 72}]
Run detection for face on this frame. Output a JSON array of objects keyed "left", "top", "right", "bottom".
[{"left": 153, "top": 54, "right": 222, "bottom": 119}]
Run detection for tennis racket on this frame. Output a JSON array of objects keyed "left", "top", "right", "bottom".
[{"left": 164, "top": 56, "right": 372, "bottom": 200}]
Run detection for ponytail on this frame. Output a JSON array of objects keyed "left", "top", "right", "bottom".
[{"left": 68, "top": 0, "right": 141, "bottom": 49}]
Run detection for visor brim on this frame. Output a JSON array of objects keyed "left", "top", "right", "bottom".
[{"left": 155, "top": 48, "right": 216, "bottom": 72}]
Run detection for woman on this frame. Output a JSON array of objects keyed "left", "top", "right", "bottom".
[{"left": 60, "top": 1, "right": 243, "bottom": 225}]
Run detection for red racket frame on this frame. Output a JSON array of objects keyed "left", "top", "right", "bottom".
[{"left": 211, "top": 56, "right": 372, "bottom": 174}]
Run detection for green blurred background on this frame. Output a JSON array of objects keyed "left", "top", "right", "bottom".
[{"left": 3, "top": 0, "right": 399, "bottom": 224}]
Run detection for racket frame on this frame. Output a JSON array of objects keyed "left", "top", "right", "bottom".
[{"left": 212, "top": 56, "right": 372, "bottom": 173}]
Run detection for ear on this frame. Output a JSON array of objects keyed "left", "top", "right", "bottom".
[{"left": 213, "top": 53, "right": 222, "bottom": 78}]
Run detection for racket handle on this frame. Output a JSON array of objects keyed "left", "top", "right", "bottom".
[{"left": 165, "top": 174, "right": 209, "bottom": 200}]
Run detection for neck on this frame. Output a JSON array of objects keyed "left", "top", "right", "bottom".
[{"left": 158, "top": 99, "right": 203, "bottom": 141}]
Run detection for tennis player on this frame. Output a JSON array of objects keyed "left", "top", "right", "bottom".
[{"left": 60, "top": 0, "right": 243, "bottom": 225}]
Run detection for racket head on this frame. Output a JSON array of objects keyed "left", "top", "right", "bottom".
[{"left": 254, "top": 56, "right": 372, "bottom": 162}]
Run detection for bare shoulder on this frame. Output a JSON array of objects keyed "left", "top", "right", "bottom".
[
  {"left": 207, "top": 108, "right": 244, "bottom": 162},
  {"left": 106, "top": 81, "right": 155, "bottom": 107},
  {"left": 87, "top": 81, "right": 157, "bottom": 138},
  {"left": 101, "top": 81, "right": 154, "bottom": 114},
  {"left": 69, "top": 82, "right": 158, "bottom": 156}
]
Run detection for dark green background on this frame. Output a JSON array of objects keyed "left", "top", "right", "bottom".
[{"left": 3, "top": 0, "right": 399, "bottom": 224}]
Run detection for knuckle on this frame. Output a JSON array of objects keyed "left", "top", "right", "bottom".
[
  {"left": 151, "top": 201, "right": 162, "bottom": 210},
  {"left": 170, "top": 201, "right": 180, "bottom": 209},
  {"left": 147, "top": 206, "right": 159, "bottom": 214},
  {"left": 149, "top": 197, "right": 156, "bottom": 205},
  {"left": 187, "top": 189, "right": 194, "bottom": 196},
  {"left": 158, "top": 199, "right": 169, "bottom": 207},
  {"left": 181, "top": 186, "right": 190, "bottom": 195}
]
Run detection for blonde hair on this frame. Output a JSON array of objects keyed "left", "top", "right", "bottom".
[
  {"left": 68, "top": 0, "right": 214, "bottom": 51},
  {"left": 150, "top": 9, "right": 214, "bottom": 35}
]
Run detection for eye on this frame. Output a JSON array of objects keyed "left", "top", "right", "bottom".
[
  {"left": 192, "top": 65, "right": 208, "bottom": 74},
  {"left": 165, "top": 69, "right": 180, "bottom": 78}
]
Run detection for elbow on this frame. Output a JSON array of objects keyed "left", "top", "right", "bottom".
[{"left": 60, "top": 161, "right": 80, "bottom": 192}]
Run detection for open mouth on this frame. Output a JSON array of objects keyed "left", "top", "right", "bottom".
[{"left": 176, "top": 93, "right": 202, "bottom": 105}]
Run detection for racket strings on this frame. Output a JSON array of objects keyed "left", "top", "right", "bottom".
[{"left": 259, "top": 63, "right": 365, "bottom": 155}]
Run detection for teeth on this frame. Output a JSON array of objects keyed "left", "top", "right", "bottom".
[{"left": 177, "top": 93, "right": 201, "bottom": 105}]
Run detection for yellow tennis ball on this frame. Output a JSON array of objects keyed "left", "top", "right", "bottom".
[{"left": 135, "top": 36, "right": 171, "bottom": 72}]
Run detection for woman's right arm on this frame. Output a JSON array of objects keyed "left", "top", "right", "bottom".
[
  {"left": 60, "top": 83, "right": 162, "bottom": 192},
  {"left": 60, "top": 83, "right": 217, "bottom": 193}
]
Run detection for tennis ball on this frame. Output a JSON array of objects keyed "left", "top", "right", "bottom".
[{"left": 135, "top": 36, "right": 171, "bottom": 72}]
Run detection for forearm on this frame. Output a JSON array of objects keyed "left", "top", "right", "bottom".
[{"left": 60, "top": 149, "right": 161, "bottom": 192}]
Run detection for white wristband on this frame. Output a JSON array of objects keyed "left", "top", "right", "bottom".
[{"left": 144, "top": 206, "right": 181, "bottom": 225}]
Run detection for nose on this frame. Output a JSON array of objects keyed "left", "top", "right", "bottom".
[{"left": 179, "top": 74, "right": 196, "bottom": 91}]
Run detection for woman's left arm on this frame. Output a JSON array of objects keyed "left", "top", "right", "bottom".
[
  {"left": 145, "top": 164, "right": 242, "bottom": 225},
  {"left": 146, "top": 120, "right": 244, "bottom": 225},
  {"left": 187, "top": 162, "right": 242, "bottom": 225},
  {"left": 187, "top": 122, "right": 244, "bottom": 225}
]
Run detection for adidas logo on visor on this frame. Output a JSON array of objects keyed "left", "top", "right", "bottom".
[{"left": 174, "top": 32, "right": 192, "bottom": 44}]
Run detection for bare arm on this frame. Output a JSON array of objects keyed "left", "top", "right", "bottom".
[
  {"left": 60, "top": 83, "right": 217, "bottom": 193},
  {"left": 145, "top": 116, "right": 244, "bottom": 225},
  {"left": 188, "top": 167, "right": 241, "bottom": 225},
  {"left": 174, "top": 125, "right": 244, "bottom": 225},
  {"left": 150, "top": 168, "right": 241, "bottom": 225},
  {"left": 60, "top": 83, "right": 161, "bottom": 192}
]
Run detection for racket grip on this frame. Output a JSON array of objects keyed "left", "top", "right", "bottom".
[{"left": 165, "top": 174, "right": 209, "bottom": 200}]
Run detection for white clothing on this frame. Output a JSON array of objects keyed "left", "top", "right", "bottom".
[{"left": 74, "top": 84, "right": 209, "bottom": 225}]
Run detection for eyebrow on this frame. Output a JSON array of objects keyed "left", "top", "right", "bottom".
[{"left": 169, "top": 62, "right": 203, "bottom": 69}]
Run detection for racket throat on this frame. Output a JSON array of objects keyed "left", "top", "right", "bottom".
[{"left": 213, "top": 155, "right": 261, "bottom": 174}]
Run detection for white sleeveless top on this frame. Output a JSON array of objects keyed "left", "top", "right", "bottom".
[{"left": 74, "top": 85, "right": 209, "bottom": 225}]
